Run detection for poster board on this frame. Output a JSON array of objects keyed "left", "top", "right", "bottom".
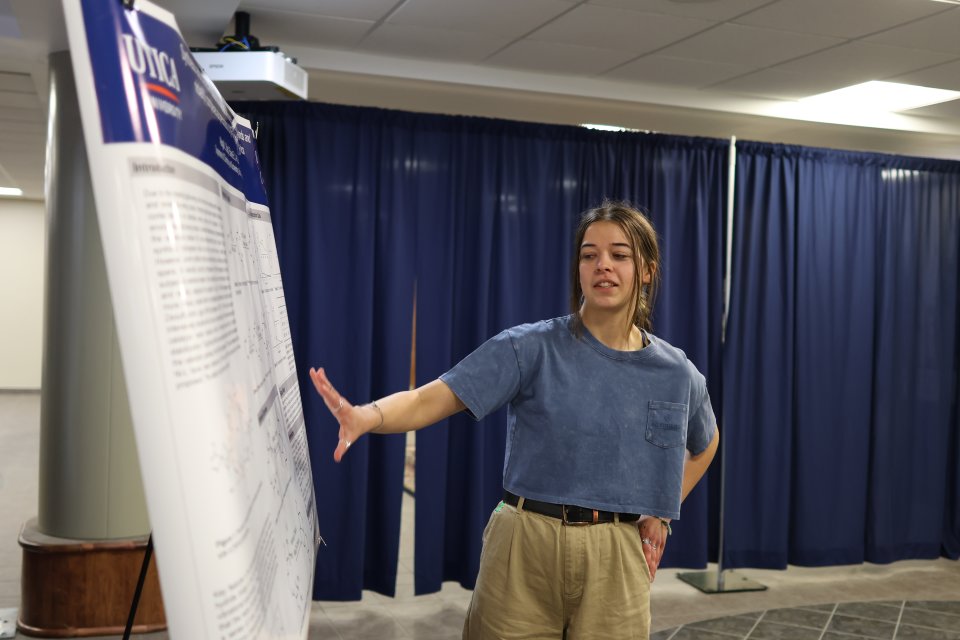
[{"left": 61, "top": 0, "right": 318, "bottom": 636}]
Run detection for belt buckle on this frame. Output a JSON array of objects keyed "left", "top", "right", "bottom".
[{"left": 562, "top": 505, "right": 598, "bottom": 526}]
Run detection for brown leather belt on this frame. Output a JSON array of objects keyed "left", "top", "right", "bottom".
[{"left": 503, "top": 490, "right": 641, "bottom": 525}]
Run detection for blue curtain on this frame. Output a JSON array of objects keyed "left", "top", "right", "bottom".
[
  {"left": 724, "top": 142, "right": 960, "bottom": 568},
  {"left": 238, "top": 101, "right": 729, "bottom": 598},
  {"left": 237, "top": 102, "right": 416, "bottom": 599},
  {"left": 407, "top": 123, "right": 728, "bottom": 593}
]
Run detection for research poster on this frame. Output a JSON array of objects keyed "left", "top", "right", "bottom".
[{"left": 61, "top": 0, "right": 317, "bottom": 636}]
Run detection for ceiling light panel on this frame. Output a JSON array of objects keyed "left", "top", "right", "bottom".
[{"left": 799, "top": 81, "right": 960, "bottom": 113}]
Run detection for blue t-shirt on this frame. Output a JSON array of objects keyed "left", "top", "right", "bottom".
[{"left": 440, "top": 315, "right": 716, "bottom": 519}]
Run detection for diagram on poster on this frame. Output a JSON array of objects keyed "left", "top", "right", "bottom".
[{"left": 61, "top": 0, "right": 317, "bottom": 637}]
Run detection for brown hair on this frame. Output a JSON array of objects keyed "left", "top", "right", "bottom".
[{"left": 569, "top": 200, "right": 661, "bottom": 336}]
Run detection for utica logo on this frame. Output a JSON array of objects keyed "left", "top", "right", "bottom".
[{"left": 121, "top": 33, "right": 181, "bottom": 103}]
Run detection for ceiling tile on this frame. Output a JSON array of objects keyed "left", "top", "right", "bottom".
[
  {"left": 709, "top": 68, "right": 859, "bottom": 100},
  {"left": 528, "top": 4, "right": 714, "bottom": 56},
  {"left": 233, "top": 10, "right": 374, "bottom": 49},
  {"left": 657, "top": 23, "right": 842, "bottom": 68},
  {"left": 0, "top": 71, "right": 33, "bottom": 93},
  {"left": 864, "top": 7, "right": 960, "bottom": 55},
  {"left": 0, "top": 90, "right": 39, "bottom": 109},
  {"left": 0, "top": 151, "right": 41, "bottom": 168},
  {"left": 485, "top": 40, "right": 637, "bottom": 76},
  {"left": 774, "top": 41, "right": 956, "bottom": 82},
  {"left": 154, "top": 0, "right": 243, "bottom": 44},
  {"left": 0, "top": 120, "right": 42, "bottom": 135},
  {"left": 0, "top": 138, "right": 43, "bottom": 154},
  {"left": 891, "top": 59, "right": 960, "bottom": 92},
  {"left": 0, "top": 105, "right": 42, "bottom": 124},
  {"left": 733, "top": 0, "right": 948, "bottom": 39},
  {"left": 604, "top": 54, "right": 751, "bottom": 88},
  {"left": 241, "top": 0, "right": 400, "bottom": 22},
  {"left": 388, "top": 0, "right": 576, "bottom": 40},
  {"left": 905, "top": 98, "right": 960, "bottom": 120},
  {"left": 587, "top": 0, "right": 773, "bottom": 22},
  {"left": 361, "top": 24, "right": 509, "bottom": 63},
  {"left": 0, "top": 127, "right": 42, "bottom": 144}
]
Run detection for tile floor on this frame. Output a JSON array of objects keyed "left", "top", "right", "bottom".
[
  {"left": 655, "top": 601, "right": 960, "bottom": 639},
  {"left": 2, "top": 390, "right": 959, "bottom": 639}
]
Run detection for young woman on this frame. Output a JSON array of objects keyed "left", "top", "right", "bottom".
[{"left": 310, "top": 201, "right": 719, "bottom": 639}]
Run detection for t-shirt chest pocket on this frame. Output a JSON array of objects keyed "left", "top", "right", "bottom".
[{"left": 645, "top": 400, "right": 687, "bottom": 448}]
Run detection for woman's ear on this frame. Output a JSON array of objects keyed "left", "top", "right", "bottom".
[{"left": 642, "top": 261, "right": 657, "bottom": 285}]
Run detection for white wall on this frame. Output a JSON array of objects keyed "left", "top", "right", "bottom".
[{"left": 0, "top": 198, "right": 45, "bottom": 389}]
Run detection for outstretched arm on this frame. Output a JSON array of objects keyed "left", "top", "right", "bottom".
[{"left": 309, "top": 367, "right": 466, "bottom": 462}]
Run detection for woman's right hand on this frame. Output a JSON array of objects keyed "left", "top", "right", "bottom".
[
  {"left": 309, "top": 367, "right": 377, "bottom": 462},
  {"left": 637, "top": 515, "right": 668, "bottom": 581}
]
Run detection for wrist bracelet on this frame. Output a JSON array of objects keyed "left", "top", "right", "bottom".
[
  {"left": 657, "top": 517, "right": 672, "bottom": 536},
  {"left": 370, "top": 400, "right": 384, "bottom": 430}
]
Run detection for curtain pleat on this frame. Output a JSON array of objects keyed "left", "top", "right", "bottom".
[{"left": 725, "top": 143, "right": 960, "bottom": 568}]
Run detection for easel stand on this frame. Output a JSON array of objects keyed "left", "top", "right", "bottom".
[{"left": 123, "top": 534, "right": 154, "bottom": 640}]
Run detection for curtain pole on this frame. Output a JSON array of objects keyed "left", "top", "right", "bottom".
[
  {"left": 677, "top": 136, "right": 766, "bottom": 593},
  {"left": 717, "top": 136, "right": 737, "bottom": 591},
  {"left": 718, "top": 135, "right": 737, "bottom": 584},
  {"left": 722, "top": 135, "right": 736, "bottom": 344}
]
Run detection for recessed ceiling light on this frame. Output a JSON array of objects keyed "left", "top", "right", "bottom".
[
  {"left": 0, "top": 187, "right": 24, "bottom": 197},
  {"left": 929, "top": 0, "right": 960, "bottom": 5},
  {"left": 799, "top": 81, "right": 960, "bottom": 114},
  {"left": 580, "top": 123, "right": 641, "bottom": 132}
]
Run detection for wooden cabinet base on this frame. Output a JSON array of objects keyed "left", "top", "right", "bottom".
[{"left": 18, "top": 519, "right": 166, "bottom": 638}]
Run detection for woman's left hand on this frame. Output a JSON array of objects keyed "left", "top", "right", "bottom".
[
  {"left": 637, "top": 515, "right": 669, "bottom": 581},
  {"left": 308, "top": 366, "right": 375, "bottom": 462}
]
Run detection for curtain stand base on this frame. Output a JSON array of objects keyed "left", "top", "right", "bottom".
[{"left": 676, "top": 570, "right": 767, "bottom": 594}]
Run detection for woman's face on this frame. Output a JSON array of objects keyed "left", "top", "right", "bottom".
[{"left": 578, "top": 221, "right": 650, "bottom": 316}]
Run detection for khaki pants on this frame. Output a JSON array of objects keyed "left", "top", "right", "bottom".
[{"left": 463, "top": 501, "right": 652, "bottom": 640}]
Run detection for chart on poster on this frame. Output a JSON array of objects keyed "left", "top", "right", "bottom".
[{"left": 62, "top": 0, "right": 317, "bottom": 637}]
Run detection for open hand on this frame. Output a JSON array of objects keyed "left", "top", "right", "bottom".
[{"left": 309, "top": 367, "right": 370, "bottom": 462}]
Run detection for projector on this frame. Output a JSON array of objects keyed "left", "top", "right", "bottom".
[{"left": 192, "top": 51, "right": 308, "bottom": 101}]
